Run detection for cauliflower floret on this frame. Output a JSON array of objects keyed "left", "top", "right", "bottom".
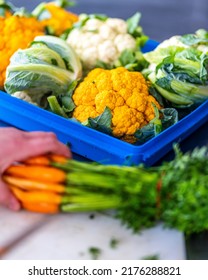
[
  {"left": 106, "top": 18, "right": 128, "bottom": 34},
  {"left": 83, "top": 18, "right": 103, "bottom": 31},
  {"left": 67, "top": 16, "right": 137, "bottom": 70},
  {"left": 82, "top": 47, "right": 99, "bottom": 68},
  {"left": 114, "top": 34, "right": 136, "bottom": 52},
  {"left": 95, "top": 90, "right": 125, "bottom": 114},
  {"left": 99, "top": 25, "right": 117, "bottom": 40},
  {"left": 73, "top": 105, "right": 98, "bottom": 122},
  {"left": 98, "top": 40, "right": 118, "bottom": 63},
  {"left": 112, "top": 105, "right": 145, "bottom": 136},
  {"left": 72, "top": 67, "right": 161, "bottom": 139}
]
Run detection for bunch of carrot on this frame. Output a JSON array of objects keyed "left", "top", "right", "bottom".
[
  {"left": 3, "top": 146, "right": 208, "bottom": 235},
  {"left": 3, "top": 154, "right": 122, "bottom": 214}
]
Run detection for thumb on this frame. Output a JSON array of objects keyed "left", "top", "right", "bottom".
[{"left": 0, "top": 179, "right": 21, "bottom": 211}]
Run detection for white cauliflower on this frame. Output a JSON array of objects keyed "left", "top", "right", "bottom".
[{"left": 66, "top": 15, "right": 137, "bottom": 69}]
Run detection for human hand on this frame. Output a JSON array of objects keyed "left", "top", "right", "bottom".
[{"left": 0, "top": 127, "right": 71, "bottom": 211}]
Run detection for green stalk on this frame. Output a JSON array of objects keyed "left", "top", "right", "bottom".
[
  {"left": 62, "top": 194, "right": 120, "bottom": 204},
  {"left": 67, "top": 172, "right": 120, "bottom": 189},
  {"left": 47, "top": 95, "right": 68, "bottom": 118},
  {"left": 61, "top": 198, "right": 121, "bottom": 212},
  {"left": 64, "top": 186, "right": 102, "bottom": 196},
  {"left": 54, "top": 145, "right": 208, "bottom": 234}
]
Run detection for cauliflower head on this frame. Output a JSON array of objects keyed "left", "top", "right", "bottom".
[
  {"left": 72, "top": 67, "right": 161, "bottom": 138},
  {"left": 67, "top": 15, "right": 137, "bottom": 70}
]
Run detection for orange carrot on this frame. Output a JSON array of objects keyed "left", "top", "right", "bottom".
[
  {"left": 22, "top": 202, "right": 59, "bottom": 214},
  {"left": 3, "top": 175, "right": 65, "bottom": 193},
  {"left": 5, "top": 165, "right": 66, "bottom": 183},
  {"left": 10, "top": 186, "right": 62, "bottom": 204},
  {"left": 22, "top": 155, "right": 50, "bottom": 166},
  {"left": 49, "top": 154, "right": 68, "bottom": 164}
]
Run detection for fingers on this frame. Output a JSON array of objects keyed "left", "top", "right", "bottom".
[
  {"left": 22, "top": 131, "right": 58, "bottom": 139},
  {"left": 0, "top": 180, "right": 21, "bottom": 211},
  {"left": 12, "top": 131, "right": 71, "bottom": 163},
  {"left": 0, "top": 130, "right": 72, "bottom": 173},
  {"left": 26, "top": 132, "right": 72, "bottom": 158}
]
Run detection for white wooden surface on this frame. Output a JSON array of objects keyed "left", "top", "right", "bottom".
[{"left": 0, "top": 207, "right": 186, "bottom": 260}]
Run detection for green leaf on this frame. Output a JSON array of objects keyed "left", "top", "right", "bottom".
[
  {"left": 0, "top": 0, "right": 16, "bottom": 14},
  {"left": 13, "top": 7, "right": 32, "bottom": 17},
  {"left": 18, "top": 44, "right": 67, "bottom": 69},
  {"left": 84, "top": 107, "right": 113, "bottom": 135},
  {"left": 32, "top": 1, "right": 75, "bottom": 19},
  {"left": 95, "top": 60, "right": 113, "bottom": 70},
  {"left": 47, "top": 95, "right": 68, "bottom": 118},
  {"left": 144, "top": 46, "right": 185, "bottom": 65},
  {"left": 161, "top": 146, "right": 208, "bottom": 234},
  {"left": 115, "top": 49, "right": 148, "bottom": 71},
  {"left": 5, "top": 63, "right": 73, "bottom": 96},
  {"left": 61, "top": 96, "right": 76, "bottom": 112},
  {"left": 141, "top": 254, "right": 160, "bottom": 260},
  {"left": 109, "top": 238, "right": 119, "bottom": 249},
  {"left": 0, "top": 7, "right": 5, "bottom": 16},
  {"left": 73, "top": 13, "right": 107, "bottom": 29},
  {"left": 148, "top": 72, "right": 193, "bottom": 106},
  {"left": 53, "top": 0, "right": 76, "bottom": 8},
  {"left": 67, "top": 80, "right": 78, "bottom": 97},
  {"left": 160, "top": 107, "right": 178, "bottom": 129},
  {"left": 134, "top": 106, "right": 178, "bottom": 144},
  {"left": 33, "top": 35, "right": 82, "bottom": 79},
  {"left": 180, "top": 32, "right": 208, "bottom": 46},
  {"left": 126, "top": 12, "right": 141, "bottom": 36},
  {"left": 126, "top": 12, "right": 148, "bottom": 47},
  {"left": 88, "top": 247, "right": 101, "bottom": 260}
]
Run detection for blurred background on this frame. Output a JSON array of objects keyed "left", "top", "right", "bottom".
[{"left": 11, "top": 0, "right": 208, "bottom": 42}]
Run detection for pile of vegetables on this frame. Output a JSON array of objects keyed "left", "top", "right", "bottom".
[
  {"left": 3, "top": 145, "right": 208, "bottom": 235},
  {"left": 1, "top": 0, "right": 208, "bottom": 144},
  {"left": 0, "top": 0, "right": 79, "bottom": 89},
  {"left": 5, "top": 43, "right": 178, "bottom": 143}
]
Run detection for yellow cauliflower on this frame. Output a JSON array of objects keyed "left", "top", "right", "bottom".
[
  {"left": 72, "top": 67, "right": 161, "bottom": 139},
  {"left": 32, "top": 1, "right": 78, "bottom": 36}
]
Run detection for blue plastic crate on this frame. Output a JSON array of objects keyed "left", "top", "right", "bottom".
[{"left": 0, "top": 40, "right": 207, "bottom": 165}]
